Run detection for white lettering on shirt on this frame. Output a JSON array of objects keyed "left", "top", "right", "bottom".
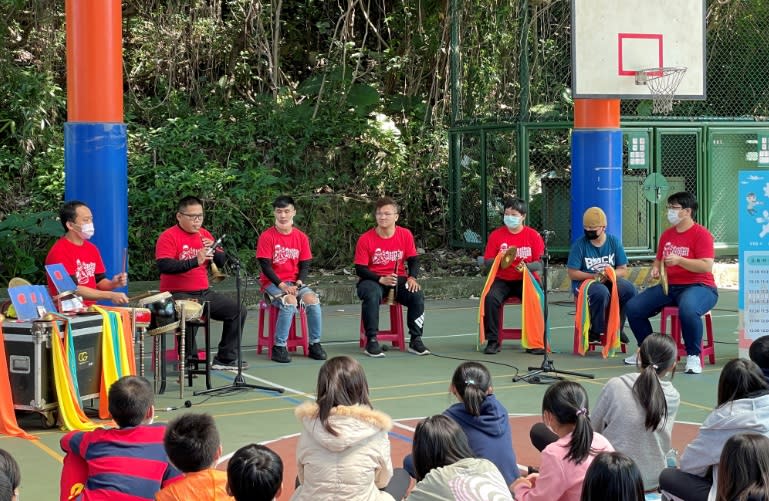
[
  {"left": 272, "top": 244, "right": 300, "bottom": 264},
  {"left": 662, "top": 242, "right": 690, "bottom": 258},
  {"left": 75, "top": 259, "right": 96, "bottom": 285},
  {"left": 500, "top": 243, "right": 532, "bottom": 259},
  {"left": 372, "top": 248, "right": 404, "bottom": 266},
  {"left": 180, "top": 244, "right": 198, "bottom": 261},
  {"left": 584, "top": 253, "right": 615, "bottom": 272}
]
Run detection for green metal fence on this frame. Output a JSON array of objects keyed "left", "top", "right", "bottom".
[{"left": 448, "top": 0, "right": 769, "bottom": 257}]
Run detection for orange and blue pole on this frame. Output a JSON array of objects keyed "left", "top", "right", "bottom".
[
  {"left": 64, "top": 0, "right": 127, "bottom": 292},
  {"left": 571, "top": 99, "right": 622, "bottom": 242}
]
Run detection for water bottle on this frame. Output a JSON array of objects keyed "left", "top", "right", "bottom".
[{"left": 665, "top": 448, "right": 679, "bottom": 468}]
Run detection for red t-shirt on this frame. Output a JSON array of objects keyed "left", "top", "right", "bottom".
[
  {"left": 484, "top": 225, "right": 544, "bottom": 281},
  {"left": 155, "top": 225, "right": 216, "bottom": 292},
  {"left": 256, "top": 226, "right": 312, "bottom": 289},
  {"left": 656, "top": 223, "right": 716, "bottom": 287},
  {"left": 354, "top": 226, "right": 417, "bottom": 277},
  {"left": 45, "top": 236, "right": 106, "bottom": 305}
]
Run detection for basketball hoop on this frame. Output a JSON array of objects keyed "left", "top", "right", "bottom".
[{"left": 635, "top": 66, "right": 687, "bottom": 114}]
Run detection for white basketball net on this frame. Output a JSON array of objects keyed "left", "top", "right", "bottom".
[{"left": 635, "top": 67, "right": 687, "bottom": 114}]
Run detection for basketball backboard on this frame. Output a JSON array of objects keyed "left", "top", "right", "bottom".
[{"left": 571, "top": 0, "right": 706, "bottom": 99}]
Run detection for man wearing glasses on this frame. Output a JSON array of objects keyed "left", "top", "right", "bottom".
[
  {"left": 354, "top": 196, "right": 430, "bottom": 357},
  {"left": 155, "top": 195, "right": 246, "bottom": 370},
  {"left": 624, "top": 191, "right": 718, "bottom": 374}
]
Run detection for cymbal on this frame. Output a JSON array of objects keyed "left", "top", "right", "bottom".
[
  {"left": 660, "top": 260, "right": 669, "bottom": 295},
  {"left": 500, "top": 246, "right": 518, "bottom": 269},
  {"left": 8, "top": 277, "right": 31, "bottom": 288}
]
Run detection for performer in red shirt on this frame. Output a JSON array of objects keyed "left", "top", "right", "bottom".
[
  {"left": 480, "top": 198, "right": 544, "bottom": 354},
  {"left": 256, "top": 195, "right": 326, "bottom": 363},
  {"left": 625, "top": 192, "right": 718, "bottom": 374},
  {"left": 45, "top": 200, "right": 128, "bottom": 306},
  {"left": 155, "top": 196, "right": 246, "bottom": 370},
  {"left": 354, "top": 197, "right": 429, "bottom": 357}
]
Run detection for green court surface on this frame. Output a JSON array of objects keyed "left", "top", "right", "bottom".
[{"left": 3, "top": 289, "right": 738, "bottom": 499}]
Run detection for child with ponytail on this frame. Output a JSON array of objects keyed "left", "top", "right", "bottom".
[
  {"left": 512, "top": 381, "right": 613, "bottom": 501},
  {"left": 591, "top": 333, "right": 680, "bottom": 491},
  {"left": 403, "top": 362, "right": 520, "bottom": 484}
]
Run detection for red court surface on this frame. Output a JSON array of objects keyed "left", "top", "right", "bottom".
[{"left": 219, "top": 415, "right": 700, "bottom": 499}]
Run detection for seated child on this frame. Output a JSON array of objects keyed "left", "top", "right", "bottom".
[
  {"left": 580, "top": 452, "right": 644, "bottom": 501},
  {"left": 750, "top": 335, "right": 769, "bottom": 384},
  {"left": 407, "top": 414, "right": 512, "bottom": 501},
  {"left": 512, "top": 381, "right": 614, "bottom": 501},
  {"left": 0, "top": 449, "right": 20, "bottom": 501},
  {"left": 156, "top": 413, "right": 233, "bottom": 500},
  {"left": 292, "top": 356, "right": 410, "bottom": 501},
  {"left": 226, "top": 444, "right": 283, "bottom": 501},
  {"left": 716, "top": 433, "right": 769, "bottom": 501},
  {"left": 59, "top": 376, "right": 182, "bottom": 500},
  {"left": 404, "top": 362, "right": 519, "bottom": 484}
]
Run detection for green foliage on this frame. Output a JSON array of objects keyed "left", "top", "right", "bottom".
[{"left": 0, "top": 210, "right": 60, "bottom": 284}]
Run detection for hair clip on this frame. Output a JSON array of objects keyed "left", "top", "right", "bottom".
[
  {"left": 464, "top": 379, "right": 476, "bottom": 386},
  {"left": 575, "top": 407, "right": 588, "bottom": 416},
  {"left": 652, "top": 364, "right": 659, "bottom": 370}
]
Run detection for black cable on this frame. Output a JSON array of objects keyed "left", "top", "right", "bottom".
[{"left": 426, "top": 352, "right": 523, "bottom": 380}]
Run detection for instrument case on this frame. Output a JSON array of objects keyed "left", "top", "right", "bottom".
[{"left": 2, "top": 313, "right": 103, "bottom": 413}]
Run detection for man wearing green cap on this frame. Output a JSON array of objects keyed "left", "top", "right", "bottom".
[{"left": 567, "top": 207, "right": 636, "bottom": 343}]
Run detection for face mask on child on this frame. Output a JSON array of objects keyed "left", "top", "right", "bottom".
[
  {"left": 667, "top": 209, "right": 682, "bottom": 225},
  {"left": 504, "top": 215, "right": 522, "bottom": 229}
]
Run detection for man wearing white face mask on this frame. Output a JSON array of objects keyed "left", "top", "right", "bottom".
[
  {"left": 625, "top": 192, "right": 718, "bottom": 374},
  {"left": 45, "top": 200, "right": 128, "bottom": 306},
  {"left": 480, "top": 198, "right": 544, "bottom": 355}
]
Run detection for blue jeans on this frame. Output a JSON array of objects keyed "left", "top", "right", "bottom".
[
  {"left": 626, "top": 284, "right": 718, "bottom": 356},
  {"left": 264, "top": 283, "right": 322, "bottom": 346}
]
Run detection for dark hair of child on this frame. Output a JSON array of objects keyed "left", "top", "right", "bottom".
[
  {"left": 542, "top": 381, "right": 593, "bottom": 464},
  {"left": 227, "top": 443, "right": 283, "bottom": 501},
  {"left": 451, "top": 362, "right": 492, "bottom": 417},
  {"left": 163, "top": 413, "right": 220, "bottom": 473},
  {"left": 716, "top": 433, "right": 769, "bottom": 501},
  {"left": 749, "top": 335, "right": 769, "bottom": 370},
  {"left": 717, "top": 359, "right": 769, "bottom": 407},
  {"left": 412, "top": 415, "right": 475, "bottom": 482},
  {"left": 107, "top": 376, "right": 154, "bottom": 428},
  {"left": 633, "top": 334, "right": 678, "bottom": 431},
  {"left": 316, "top": 356, "right": 372, "bottom": 436},
  {"left": 580, "top": 452, "right": 644, "bottom": 501}
]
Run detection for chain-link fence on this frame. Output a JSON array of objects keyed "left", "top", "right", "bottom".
[{"left": 448, "top": 0, "right": 769, "bottom": 256}]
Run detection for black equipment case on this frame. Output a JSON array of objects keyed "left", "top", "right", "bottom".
[{"left": 2, "top": 313, "right": 103, "bottom": 416}]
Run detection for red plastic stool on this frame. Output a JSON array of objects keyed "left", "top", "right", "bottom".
[
  {"left": 496, "top": 297, "right": 522, "bottom": 347},
  {"left": 572, "top": 325, "right": 627, "bottom": 354},
  {"left": 659, "top": 306, "right": 716, "bottom": 366},
  {"left": 257, "top": 300, "right": 309, "bottom": 357},
  {"left": 359, "top": 302, "right": 406, "bottom": 351}
]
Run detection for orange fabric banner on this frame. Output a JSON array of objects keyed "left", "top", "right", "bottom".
[{"left": 574, "top": 266, "right": 621, "bottom": 358}]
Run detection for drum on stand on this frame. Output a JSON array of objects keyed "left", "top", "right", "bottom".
[{"left": 138, "top": 292, "right": 179, "bottom": 335}]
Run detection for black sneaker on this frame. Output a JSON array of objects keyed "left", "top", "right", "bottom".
[
  {"left": 483, "top": 341, "right": 501, "bottom": 354},
  {"left": 211, "top": 357, "right": 249, "bottom": 370},
  {"left": 308, "top": 342, "right": 327, "bottom": 360},
  {"left": 525, "top": 348, "right": 546, "bottom": 355},
  {"left": 588, "top": 331, "right": 602, "bottom": 344},
  {"left": 408, "top": 337, "right": 431, "bottom": 356},
  {"left": 270, "top": 346, "right": 291, "bottom": 363},
  {"left": 365, "top": 338, "right": 385, "bottom": 358}
]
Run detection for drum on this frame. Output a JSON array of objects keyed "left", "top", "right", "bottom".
[
  {"left": 138, "top": 291, "right": 179, "bottom": 335},
  {"left": 175, "top": 299, "right": 203, "bottom": 322}
]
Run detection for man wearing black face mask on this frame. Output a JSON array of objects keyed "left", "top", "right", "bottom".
[{"left": 567, "top": 207, "right": 636, "bottom": 343}]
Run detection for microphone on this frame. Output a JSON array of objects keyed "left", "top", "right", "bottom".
[
  {"left": 540, "top": 229, "right": 555, "bottom": 238},
  {"left": 158, "top": 400, "right": 193, "bottom": 412}
]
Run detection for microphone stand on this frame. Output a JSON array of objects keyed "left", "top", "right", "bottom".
[
  {"left": 513, "top": 230, "right": 594, "bottom": 384},
  {"left": 195, "top": 249, "right": 283, "bottom": 396}
]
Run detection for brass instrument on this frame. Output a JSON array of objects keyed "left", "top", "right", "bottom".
[
  {"left": 500, "top": 246, "right": 518, "bottom": 269},
  {"left": 204, "top": 233, "right": 227, "bottom": 283}
]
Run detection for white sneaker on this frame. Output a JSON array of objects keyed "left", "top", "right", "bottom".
[
  {"left": 623, "top": 353, "right": 638, "bottom": 365},
  {"left": 685, "top": 355, "right": 702, "bottom": 374}
]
